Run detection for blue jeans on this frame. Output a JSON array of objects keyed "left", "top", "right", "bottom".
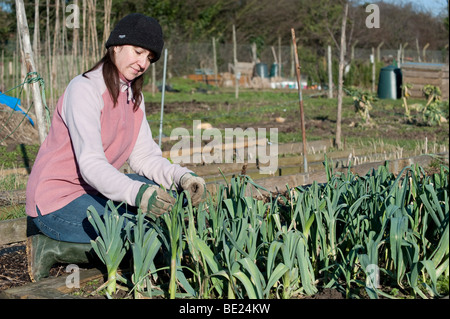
[{"left": 32, "top": 174, "right": 165, "bottom": 243}]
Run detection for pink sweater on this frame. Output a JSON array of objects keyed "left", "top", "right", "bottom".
[{"left": 26, "top": 66, "right": 190, "bottom": 217}]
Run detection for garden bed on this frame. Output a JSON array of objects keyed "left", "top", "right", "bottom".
[
  {"left": 1, "top": 156, "right": 448, "bottom": 300},
  {"left": 0, "top": 241, "right": 402, "bottom": 300},
  {"left": 0, "top": 94, "right": 448, "bottom": 300}
]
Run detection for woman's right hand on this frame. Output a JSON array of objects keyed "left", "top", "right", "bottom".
[{"left": 135, "top": 184, "right": 175, "bottom": 217}]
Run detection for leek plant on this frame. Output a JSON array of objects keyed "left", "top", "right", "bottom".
[
  {"left": 281, "top": 159, "right": 449, "bottom": 299},
  {"left": 125, "top": 208, "right": 161, "bottom": 299},
  {"left": 183, "top": 192, "right": 227, "bottom": 298},
  {"left": 160, "top": 192, "right": 197, "bottom": 299},
  {"left": 84, "top": 160, "right": 448, "bottom": 299},
  {"left": 212, "top": 239, "right": 266, "bottom": 299},
  {"left": 87, "top": 201, "right": 129, "bottom": 297}
]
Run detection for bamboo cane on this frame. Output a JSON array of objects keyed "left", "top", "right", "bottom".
[
  {"left": 17, "top": 31, "right": 30, "bottom": 107},
  {"left": 158, "top": 49, "right": 168, "bottom": 149},
  {"left": 33, "top": 0, "right": 40, "bottom": 70},
  {"left": 102, "top": 0, "right": 112, "bottom": 52},
  {"left": 45, "top": 0, "right": 53, "bottom": 108},
  {"left": 87, "top": 0, "right": 99, "bottom": 63},
  {"left": 336, "top": 3, "right": 348, "bottom": 150},
  {"left": 62, "top": 0, "right": 69, "bottom": 88},
  {"left": 82, "top": 0, "right": 87, "bottom": 71},
  {"left": 152, "top": 63, "right": 156, "bottom": 97},
  {"left": 51, "top": 0, "right": 60, "bottom": 104},
  {"left": 86, "top": 1, "right": 93, "bottom": 67},
  {"left": 71, "top": 0, "right": 80, "bottom": 77},
  {"left": 1, "top": 50, "right": 4, "bottom": 92},
  {"left": 233, "top": 24, "right": 238, "bottom": 99},
  {"left": 291, "top": 28, "right": 308, "bottom": 173}
]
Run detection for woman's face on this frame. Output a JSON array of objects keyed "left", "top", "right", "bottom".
[{"left": 113, "top": 45, "right": 153, "bottom": 81}]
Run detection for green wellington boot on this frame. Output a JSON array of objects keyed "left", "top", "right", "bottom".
[{"left": 26, "top": 234, "right": 95, "bottom": 282}]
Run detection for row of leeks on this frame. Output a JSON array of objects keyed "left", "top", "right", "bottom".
[{"left": 86, "top": 158, "right": 449, "bottom": 299}]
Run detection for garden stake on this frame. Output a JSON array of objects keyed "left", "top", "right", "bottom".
[
  {"left": 291, "top": 28, "right": 308, "bottom": 173},
  {"left": 158, "top": 48, "right": 168, "bottom": 149}
]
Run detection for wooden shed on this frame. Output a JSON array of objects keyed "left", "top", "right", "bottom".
[{"left": 401, "top": 62, "right": 449, "bottom": 100}]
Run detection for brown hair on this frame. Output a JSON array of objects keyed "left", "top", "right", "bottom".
[{"left": 82, "top": 47, "right": 144, "bottom": 112}]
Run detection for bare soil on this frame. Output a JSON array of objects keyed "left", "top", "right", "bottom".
[
  {"left": 145, "top": 99, "right": 450, "bottom": 148},
  {"left": 0, "top": 241, "right": 347, "bottom": 299},
  {"left": 0, "top": 241, "right": 65, "bottom": 292},
  {"left": 0, "top": 239, "right": 421, "bottom": 300}
]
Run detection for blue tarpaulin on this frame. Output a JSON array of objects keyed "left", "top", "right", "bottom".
[{"left": 0, "top": 92, "right": 34, "bottom": 126}]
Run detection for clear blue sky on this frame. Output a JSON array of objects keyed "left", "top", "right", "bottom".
[{"left": 382, "top": 0, "right": 447, "bottom": 16}]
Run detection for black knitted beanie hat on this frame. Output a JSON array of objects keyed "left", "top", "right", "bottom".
[{"left": 105, "top": 13, "right": 164, "bottom": 63}]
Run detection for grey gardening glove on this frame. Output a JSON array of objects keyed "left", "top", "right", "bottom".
[
  {"left": 179, "top": 173, "right": 206, "bottom": 207},
  {"left": 135, "top": 184, "right": 175, "bottom": 217}
]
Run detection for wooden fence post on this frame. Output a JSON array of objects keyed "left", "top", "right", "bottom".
[
  {"left": 212, "top": 37, "right": 218, "bottom": 86},
  {"left": 327, "top": 45, "right": 333, "bottom": 98},
  {"left": 233, "top": 24, "right": 239, "bottom": 99},
  {"left": 372, "top": 47, "right": 376, "bottom": 93}
]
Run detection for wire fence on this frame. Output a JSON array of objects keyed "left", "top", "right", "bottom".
[{"left": 2, "top": 40, "right": 448, "bottom": 103}]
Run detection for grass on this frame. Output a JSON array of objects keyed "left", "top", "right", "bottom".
[
  {"left": 0, "top": 144, "right": 39, "bottom": 170},
  {"left": 0, "top": 168, "right": 28, "bottom": 191},
  {"left": 0, "top": 203, "right": 26, "bottom": 222},
  {"left": 0, "top": 167, "right": 28, "bottom": 221},
  {"left": 145, "top": 90, "right": 301, "bottom": 136},
  {"left": 144, "top": 82, "right": 448, "bottom": 152},
  {"left": 0, "top": 204, "right": 26, "bottom": 221}
]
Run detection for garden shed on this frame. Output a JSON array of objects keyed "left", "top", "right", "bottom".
[{"left": 401, "top": 62, "right": 449, "bottom": 100}]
